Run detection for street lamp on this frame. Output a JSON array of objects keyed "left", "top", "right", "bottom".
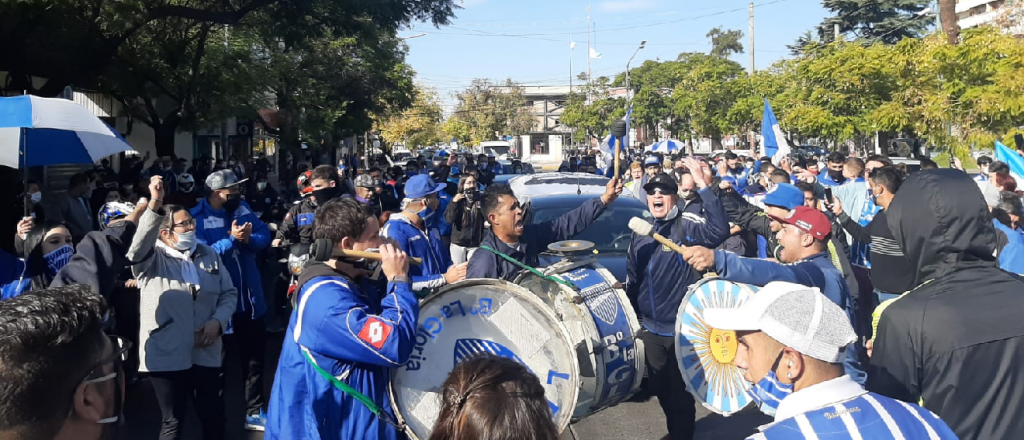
[{"left": 625, "top": 40, "right": 647, "bottom": 102}]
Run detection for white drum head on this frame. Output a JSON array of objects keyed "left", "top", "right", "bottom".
[{"left": 392, "top": 280, "right": 580, "bottom": 438}]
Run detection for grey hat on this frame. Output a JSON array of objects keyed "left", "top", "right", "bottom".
[
  {"left": 354, "top": 174, "right": 378, "bottom": 188},
  {"left": 206, "top": 169, "right": 247, "bottom": 191}
]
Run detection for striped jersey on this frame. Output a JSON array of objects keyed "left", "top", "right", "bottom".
[
  {"left": 849, "top": 191, "right": 881, "bottom": 268},
  {"left": 749, "top": 375, "right": 958, "bottom": 440}
]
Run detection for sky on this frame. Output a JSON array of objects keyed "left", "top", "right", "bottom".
[{"left": 404, "top": 0, "right": 829, "bottom": 112}]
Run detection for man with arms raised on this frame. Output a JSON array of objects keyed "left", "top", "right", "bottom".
[
  {"left": 467, "top": 177, "right": 622, "bottom": 281},
  {"left": 704, "top": 281, "right": 956, "bottom": 439}
]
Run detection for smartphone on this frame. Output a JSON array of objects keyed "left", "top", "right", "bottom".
[{"left": 824, "top": 188, "right": 834, "bottom": 205}]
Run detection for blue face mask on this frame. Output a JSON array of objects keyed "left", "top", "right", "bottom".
[
  {"left": 44, "top": 244, "right": 74, "bottom": 276},
  {"left": 416, "top": 204, "right": 435, "bottom": 224},
  {"left": 746, "top": 352, "right": 794, "bottom": 417}
]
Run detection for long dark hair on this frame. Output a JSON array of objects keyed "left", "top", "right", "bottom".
[
  {"left": 428, "top": 354, "right": 559, "bottom": 440},
  {"left": 22, "top": 220, "right": 70, "bottom": 291},
  {"left": 456, "top": 175, "right": 479, "bottom": 228}
]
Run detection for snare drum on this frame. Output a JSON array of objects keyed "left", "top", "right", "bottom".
[
  {"left": 390, "top": 279, "right": 580, "bottom": 439},
  {"left": 516, "top": 258, "right": 645, "bottom": 419},
  {"left": 675, "top": 277, "right": 760, "bottom": 416}
]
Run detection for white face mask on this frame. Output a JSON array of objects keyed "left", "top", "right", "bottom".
[
  {"left": 30, "top": 192, "right": 42, "bottom": 204},
  {"left": 172, "top": 230, "right": 197, "bottom": 251}
]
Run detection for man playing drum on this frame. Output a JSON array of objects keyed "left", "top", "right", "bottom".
[
  {"left": 267, "top": 198, "right": 417, "bottom": 440},
  {"left": 703, "top": 281, "right": 956, "bottom": 440},
  {"left": 466, "top": 177, "right": 623, "bottom": 281},
  {"left": 626, "top": 157, "right": 730, "bottom": 440}
]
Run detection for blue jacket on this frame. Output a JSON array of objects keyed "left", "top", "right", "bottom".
[
  {"left": 712, "top": 251, "right": 865, "bottom": 384},
  {"left": 0, "top": 249, "right": 30, "bottom": 300},
  {"left": 994, "top": 219, "right": 1024, "bottom": 275},
  {"left": 467, "top": 197, "right": 607, "bottom": 281},
  {"left": 190, "top": 198, "right": 271, "bottom": 319},
  {"left": 817, "top": 170, "right": 847, "bottom": 187},
  {"left": 626, "top": 188, "right": 730, "bottom": 335},
  {"left": 436, "top": 191, "right": 453, "bottom": 237},
  {"left": 382, "top": 213, "right": 453, "bottom": 292},
  {"left": 266, "top": 268, "right": 418, "bottom": 440},
  {"left": 726, "top": 166, "right": 751, "bottom": 194}
]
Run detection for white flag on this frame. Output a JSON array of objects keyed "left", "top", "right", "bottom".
[
  {"left": 570, "top": 41, "right": 577, "bottom": 50},
  {"left": 589, "top": 47, "right": 602, "bottom": 59}
]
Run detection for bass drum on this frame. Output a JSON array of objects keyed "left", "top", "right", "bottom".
[
  {"left": 390, "top": 279, "right": 580, "bottom": 440},
  {"left": 675, "top": 277, "right": 760, "bottom": 416},
  {"left": 515, "top": 257, "right": 645, "bottom": 420}
]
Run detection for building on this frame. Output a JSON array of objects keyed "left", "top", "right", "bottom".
[
  {"left": 956, "top": 0, "right": 1021, "bottom": 32},
  {"left": 513, "top": 86, "right": 571, "bottom": 167}
]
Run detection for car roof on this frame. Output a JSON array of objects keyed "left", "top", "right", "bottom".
[
  {"left": 509, "top": 172, "right": 630, "bottom": 204},
  {"left": 527, "top": 193, "right": 646, "bottom": 208}
]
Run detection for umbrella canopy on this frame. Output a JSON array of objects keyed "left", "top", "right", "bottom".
[
  {"left": 648, "top": 139, "right": 685, "bottom": 154},
  {"left": 0, "top": 95, "right": 134, "bottom": 168}
]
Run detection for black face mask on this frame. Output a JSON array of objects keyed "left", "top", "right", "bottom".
[
  {"left": 311, "top": 186, "right": 341, "bottom": 206},
  {"left": 224, "top": 194, "right": 242, "bottom": 212},
  {"left": 828, "top": 168, "right": 845, "bottom": 182},
  {"left": 463, "top": 189, "right": 478, "bottom": 200}
]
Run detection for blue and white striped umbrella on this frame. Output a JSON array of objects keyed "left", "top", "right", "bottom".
[
  {"left": 0, "top": 95, "right": 134, "bottom": 169},
  {"left": 649, "top": 139, "right": 685, "bottom": 154}
]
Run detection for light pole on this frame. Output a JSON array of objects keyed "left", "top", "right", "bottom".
[{"left": 625, "top": 40, "right": 647, "bottom": 102}]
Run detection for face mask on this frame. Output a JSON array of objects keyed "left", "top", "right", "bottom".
[
  {"left": 868, "top": 187, "right": 881, "bottom": 206},
  {"left": 311, "top": 186, "right": 341, "bottom": 206},
  {"left": 463, "top": 189, "right": 477, "bottom": 200},
  {"left": 828, "top": 168, "right": 845, "bottom": 181},
  {"left": 406, "top": 171, "right": 417, "bottom": 178},
  {"left": 257, "top": 182, "right": 268, "bottom": 191},
  {"left": 30, "top": 192, "right": 42, "bottom": 204},
  {"left": 79, "top": 358, "right": 125, "bottom": 432},
  {"left": 416, "top": 202, "right": 435, "bottom": 223},
  {"left": 223, "top": 194, "right": 242, "bottom": 212},
  {"left": 228, "top": 161, "right": 236, "bottom": 166},
  {"left": 173, "top": 230, "right": 197, "bottom": 251},
  {"left": 44, "top": 244, "right": 74, "bottom": 276},
  {"left": 680, "top": 190, "right": 697, "bottom": 200},
  {"left": 745, "top": 352, "right": 794, "bottom": 417}
]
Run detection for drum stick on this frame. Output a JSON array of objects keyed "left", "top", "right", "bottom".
[
  {"left": 612, "top": 120, "right": 627, "bottom": 178},
  {"left": 628, "top": 217, "right": 690, "bottom": 256},
  {"left": 332, "top": 249, "right": 423, "bottom": 266}
]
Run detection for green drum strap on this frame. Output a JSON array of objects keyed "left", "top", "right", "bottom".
[{"left": 478, "top": 245, "right": 577, "bottom": 290}]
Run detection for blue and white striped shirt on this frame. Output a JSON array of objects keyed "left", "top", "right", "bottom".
[
  {"left": 749, "top": 375, "right": 958, "bottom": 440},
  {"left": 849, "top": 191, "right": 881, "bottom": 268}
]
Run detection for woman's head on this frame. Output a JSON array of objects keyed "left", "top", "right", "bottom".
[
  {"left": 459, "top": 175, "right": 478, "bottom": 193},
  {"left": 159, "top": 205, "right": 197, "bottom": 250},
  {"left": 23, "top": 222, "right": 73, "bottom": 282},
  {"left": 428, "top": 354, "right": 559, "bottom": 440}
]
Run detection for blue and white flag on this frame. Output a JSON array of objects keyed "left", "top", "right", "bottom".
[
  {"left": 761, "top": 99, "right": 791, "bottom": 162},
  {"left": 996, "top": 140, "right": 1024, "bottom": 182}
]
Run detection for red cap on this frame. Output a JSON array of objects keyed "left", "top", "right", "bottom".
[{"left": 775, "top": 206, "right": 831, "bottom": 241}]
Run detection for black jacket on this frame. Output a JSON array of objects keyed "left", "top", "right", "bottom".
[
  {"left": 51, "top": 221, "right": 138, "bottom": 302},
  {"left": 444, "top": 195, "right": 484, "bottom": 248},
  {"left": 867, "top": 169, "right": 1024, "bottom": 440},
  {"left": 276, "top": 198, "right": 317, "bottom": 245}
]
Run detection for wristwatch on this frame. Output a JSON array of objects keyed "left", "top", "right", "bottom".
[{"left": 390, "top": 275, "right": 411, "bottom": 284}]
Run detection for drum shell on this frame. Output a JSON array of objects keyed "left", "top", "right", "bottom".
[
  {"left": 516, "top": 258, "right": 646, "bottom": 420},
  {"left": 390, "top": 279, "right": 581, "bottom": 440}
]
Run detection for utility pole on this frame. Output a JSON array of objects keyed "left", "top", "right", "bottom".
[
  {"left": 587, "top": 1, "right": 592, "bottom": 89},
  {"left": 748, "top": 3, "right": 755, "bottom": 74},
  {"left": 834, "top": 23, "right": 841, "bottom": 41},
  {"left": 220, "top": 24, "right": 229, "bottom": 160}
]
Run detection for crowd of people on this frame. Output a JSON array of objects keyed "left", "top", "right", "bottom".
[{"left": 0, "top": 143, "right": 1023, "bottom": 440}]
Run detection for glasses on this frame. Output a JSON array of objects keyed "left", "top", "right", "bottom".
[
  {"left": 79, "top": 335, "right": 131, "bottom": 385},
  {"left": 172, "top": 218, "right": 196, "bottom": 230},
  {"left": 649, "top": 187, "right": 673, "bottom": 195}
]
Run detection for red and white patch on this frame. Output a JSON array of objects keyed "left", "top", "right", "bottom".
[{"left": 358, "top": 317, "right": 392, "bottom": 350}]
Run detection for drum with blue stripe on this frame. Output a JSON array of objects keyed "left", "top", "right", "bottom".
[
  {"left": 516, "top": 257, "right": 646, "bottom": 420},
  {"left": 675, "top": 277, "right": 760, "bottom": 416},
  {"left": 390, "top": 279, "right": 580, "bottom": 439}
]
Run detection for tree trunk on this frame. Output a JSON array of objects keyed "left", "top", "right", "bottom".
[
  {"left": 154, "top": 119, "right": 179, "bottom": 158},
  {"left": 939, "top": 0, "right": 959, "bottom": 45}
]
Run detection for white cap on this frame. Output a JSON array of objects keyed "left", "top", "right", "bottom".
[{"left": 703, "top": 281, "right": 856, "bottom": 363}]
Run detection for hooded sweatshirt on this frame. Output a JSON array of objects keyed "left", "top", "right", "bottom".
[{"left": 867, "top": 169, "right": 1024, "bottom": 440}]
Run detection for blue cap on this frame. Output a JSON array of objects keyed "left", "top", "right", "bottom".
[
  {"left": 762, "top": 183, "right": 804, "bottom": 210},
  {"left": 644, "top": 156, "right": 661, "bottom": 166},
  {"left": 404, "top": 174, "right": 446, "bottom": 199},
  {"left": 721, "top": 176, "right": 737, "bottom": 186}
]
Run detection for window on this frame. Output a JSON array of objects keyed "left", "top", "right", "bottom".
[{"left": 530, "top": 134, "right": 549, "bottom": 155}]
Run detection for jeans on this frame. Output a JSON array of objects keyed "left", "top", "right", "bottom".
[
  {"left": 148, "top": 366, "right": 225, "bottom": 440},
  {"left": 450, "top": 244, "right": 478, "bottom": 264},
  {"left": 226, "top": 313, "right": 266, "bottom": 417},
  {"left": 640, "top": 330, "right": 696, "bottom": 440}
]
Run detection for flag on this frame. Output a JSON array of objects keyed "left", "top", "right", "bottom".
[
  {"left": 761, "top": 99, "right": 791, "bottom": 162},
  {"left": 570, "top": 40, "right": 577, "bottom": 50},
  {"left": 600, "top": 105, "right": 632, "bottom": 175},
  {"left": 450, "top": 137, "right": 458, "bottom": 150},
  {"left": 995, "top": 140, "right": 1024, "bottom": 182},
  {"left": 589, "top": 47, "right": 602, "bottom": 59}
]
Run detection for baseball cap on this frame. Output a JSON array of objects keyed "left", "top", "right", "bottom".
[
  {"left": 205, "top": 169, "right": 247, "bottom": 191},
  {"left": 404, "top": 174, "right": 446, "bottom": 199},
  {"left": 762, "top": 183, "right": 804, "bottom": 210},
  {"left": 643, "top": 172, "right": 679, "bottom": 194},
  {"left": 703, "top": 281, "right": 857, "bottom": 363},
  {"left": 772, "top": 206, "right": 831, "bottom": 241},
  {"left": 644, "top": 156, "right": 661, "bottom": 167},
  {"left": 354, "top": 174, "right": 378, "bottom": 188}
]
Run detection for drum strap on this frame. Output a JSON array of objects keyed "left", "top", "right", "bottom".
[
  {"left": 479, "top": 245, "right": 576, "bottom": 290},
  {"left": 300, "top": 348, "right": 407, "bottom": 432}
]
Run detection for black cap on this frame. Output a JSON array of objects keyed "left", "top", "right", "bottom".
[{"left": 643, "top": 172, "right": 678, "bottom": 194}]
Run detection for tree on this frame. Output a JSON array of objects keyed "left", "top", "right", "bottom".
[
  {"left": 670, "top": 53, "right": 748, "bottom": 148},
  {"left": 445, "top": 79, "right": 535, "bottom": 145},
  {"left": 375, "top": 86, "right": 445, "bottom": 149},
  {"left": 706, "top": 27, "right": 745, "bottom": 58},
  {"left": 938, "top": 0, "right": 959, "bottom": 44},
  {"left": 819, "top": 0, "right": 931, "bottom": 44}
]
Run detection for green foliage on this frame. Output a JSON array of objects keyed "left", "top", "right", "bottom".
[
  {"left": 670, "top": 53, "right": 747, "bottom": 145},
  {"left": 375, "top": 86, "right": 445, "bottom": 148},
  {"left": 819, "top": 0, "right": 931, "bottom": 45},
  {"left": 706, "top": 27, "right": 745, "bottom": 59},
  {"left": 445, "top": 79, "right": 535, "bottom": 145}
]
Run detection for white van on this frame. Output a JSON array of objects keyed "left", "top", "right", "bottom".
[{"left": 474, "top": 141, "right": 512, "bottom": 160}]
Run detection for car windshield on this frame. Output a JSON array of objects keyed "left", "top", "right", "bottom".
[{"left": 528, "top": 200, "right": 649, "bottom": 253}]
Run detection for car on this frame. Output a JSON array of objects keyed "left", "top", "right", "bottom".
[
  {"left": 507, "top": 173, "right": 622, "bottom": 205},
  {"left": 498, "top": 160, "right": 536, "bottom": 174},
  {"left": 526, "top": 194, "right": 650, "bottom": 284}
]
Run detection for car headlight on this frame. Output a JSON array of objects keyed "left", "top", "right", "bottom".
[{"left": 288, "top": 254, "right": 309, "bottom": 276}]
